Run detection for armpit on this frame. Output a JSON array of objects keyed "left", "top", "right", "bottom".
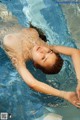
[{"left": 4, "top": 46, "right": 17, "bottom": 66}]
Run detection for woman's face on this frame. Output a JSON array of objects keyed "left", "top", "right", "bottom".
[{"left": 32, "top": 45, "right": 58, "bottom": 68}]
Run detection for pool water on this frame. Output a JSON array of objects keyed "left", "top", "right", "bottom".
[{"left": 0, "top": 0, "right": 80, "bottom": 120}]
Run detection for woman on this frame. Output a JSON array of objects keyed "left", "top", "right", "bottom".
[{"left": 2, "top": 27, "right": 80, "bottom": 107}]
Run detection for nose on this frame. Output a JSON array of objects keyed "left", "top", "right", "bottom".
[
  {"left": 45, "top": 52, "right": 50, "bottom": 59},
  {"left": 39, "top": 52, "right": 45, "bottom": 57}
]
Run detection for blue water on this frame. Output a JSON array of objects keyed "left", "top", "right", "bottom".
[{"left": 0, "top": 0, "right": 80, "bottom": 120}]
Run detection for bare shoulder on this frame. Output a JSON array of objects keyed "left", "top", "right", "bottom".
[
  {"left": 28, "top": 27, "right": 38, "bottom": 32},
  {"left": 29, "top": 28, "right": 39, "bottom": 35},
  {"left": 22, "top": 28, "right": 39, "bottom": 38}
]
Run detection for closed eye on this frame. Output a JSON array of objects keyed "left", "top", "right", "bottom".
[
  {"left": 47, "top": 49, "right": 53, "bottom": 53},
  {"left": 42, "top": 56, "right": 45, "bottom": 60},
  {"left": 42, "top": 56, "right": 47, "bottom": 62}
]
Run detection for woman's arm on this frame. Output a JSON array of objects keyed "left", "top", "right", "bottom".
[
  {"left": 17, "top": 63, "right": 64, "bottom": 97},
  {"left": 3, "top": 39, "right": 80, "bottom": 107},
  {"left": 50, "top": 45, "right": 80, "bottom": 82},
  {"left": 19, "top": 62, "right": 80, "bottom": 107},
  {"left": 3, "top": 39, "right": 64, "bottom": 98},
  {"left": 15, "top": 62, "right": 80, "bottom": 108},
  {"left": 49, "top": 45, "right": 80, "bottom": 99}
]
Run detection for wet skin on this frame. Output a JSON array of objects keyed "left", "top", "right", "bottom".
[{"left": 32, "top": 45, "right": 58, "bottom": 68}]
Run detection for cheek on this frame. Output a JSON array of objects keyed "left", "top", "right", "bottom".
[
  {"left": 33, "top": 52, "right": 41, "bottom": 61},
  {"left": 48, "top": 55, "right": 56, "bottom": 64}
]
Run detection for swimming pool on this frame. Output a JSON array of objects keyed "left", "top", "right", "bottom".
[{"left": 0, "top": 0, "right": 80, "bottom": 120}]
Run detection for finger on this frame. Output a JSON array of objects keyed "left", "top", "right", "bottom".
[
  {"left": 77, "top": 90, "right": 80, "bottom": 100},
  {"left": 73, "top": 101, "right": 80, "bottom": 108},
  {"left": 74, "top": 103, "right": 80, "bottom": 108},
  {"left": 75, "top": 104, "right": 80, "bottom": 108},
  {"left": 78, "top": 90, "right": 80, "bottom": 99},
  {"left": 76, "top": 90, "right": 79, "bottom": 99},
  {"left": 76, "top": 103, "right": 80, "bottom": 106}
]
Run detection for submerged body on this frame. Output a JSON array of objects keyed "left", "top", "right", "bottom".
[
  {"left": 3, "top": 28, "right": 61, "bottom": 74},
  {"left": 2, "top": 28, "right": 62, "bottom": 120},
  {"left": 1, "top": 27, "right": 80, "bottom": 120},
  {"left": 3, "top": 28, "right": 48, "bottom": 63}
]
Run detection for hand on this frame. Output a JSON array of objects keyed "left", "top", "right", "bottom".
[
  {"left": 76, "top": 83, "right": 80, "bottom": 100},
  {"left": 64, "top": 92, "right": 80, "bottom": 108}
]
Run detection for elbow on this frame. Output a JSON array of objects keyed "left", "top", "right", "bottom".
[
  {"left": 71, "top": 49, "right": 80, "bottom": 59},
  {"left": 75, "top": 49, "right": 80, "bottom": 55},
  {"left": 72, "top": 49, "right": 80, "bottom": 56},
  {"left": 29, "top": 84, "right": 36, "bottom": 90},
  {"left": 28, "top": 81, "right": 37, "bottom": 90}
]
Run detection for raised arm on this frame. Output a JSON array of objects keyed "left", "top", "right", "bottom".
[
  {"left": 49, "top": 45, "right": 80, "bottom": 99},
  {"left": 14, "top": 60, "right": 80, "bottom": 108},
  {"left": 3, "top": 37, "right": 80, "bottom": 107},
  {"left": 49, "top": 45, "right": 80, "bottom": 81},
  {"left": 4, "top": 46, "right": 64, "bottom": 98},
  {"left": 3, "top": 37, "right": 63, "bottom": 97},
  {"left": 12, "top": 58, "right": 80, "bottom": 107}
]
